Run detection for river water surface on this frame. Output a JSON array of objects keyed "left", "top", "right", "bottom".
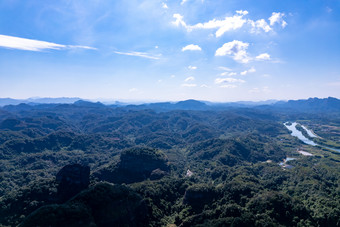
[
  {"left": 284, "top": 122, "right": 317, "bottom": 146},
  {"left": 284, "top": 122, "right": 340, "bottom": 152}
]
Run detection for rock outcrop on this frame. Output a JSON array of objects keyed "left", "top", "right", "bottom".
[
  {"left": 93, "top": 147, "right": 169, "bottom": 184},
  {"left": 56, "top": 164, "right": 90, "bottom": 202}
]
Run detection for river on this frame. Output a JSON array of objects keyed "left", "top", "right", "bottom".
[{"left": 284, "top": 122, "right": 340, "bottom": 152}]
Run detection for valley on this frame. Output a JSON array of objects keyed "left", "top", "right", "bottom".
[{"left": 0, "top": 97, "right": 339, "bottom": 226}]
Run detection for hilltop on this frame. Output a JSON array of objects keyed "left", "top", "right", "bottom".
[{"left": 0, "top": 97, "right": 339, "bottom": 226}]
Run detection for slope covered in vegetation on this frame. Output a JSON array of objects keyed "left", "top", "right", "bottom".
[{"left": 0, "top": 99, "right": 339, "bottom": 226}]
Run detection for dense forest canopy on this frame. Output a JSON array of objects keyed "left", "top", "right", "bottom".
[{"left": 0, "top": 97, "right": 340, "bottom": 226}]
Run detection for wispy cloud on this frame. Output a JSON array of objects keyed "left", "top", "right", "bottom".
[
  {"left": 200, "top": 84, "right": 210, "bottom": 88},
  {"left": 181, "top": 0, "right": 188, "bottom": 5},
  {"left": 181, "top": 83, "right": 197, "bottom": 87},
  {"left": 215, "top": 40, "right": 250, "bottom": 63},
  {"left": 114, "top": 51, "right": 161, "bottom": 60},
  {"left": 215, "top": 77, "right": 245, "bottom": 84},
  {"left": 240, "top": 67, "right": 256, "bottom": 75},
  {"left": 162, "top": 2, "right": 168, "bottom": 9},
  {"left": 221, "top": 72, "right": 237, "bottom": 76},
  {"left": 188, "top": 65, "right": 197, "bottom": 70},
  {"left": 173, "top": 10, "right": 287, "bottom": 37},
  {"left": 0, "top": 34, "right": 96, "bottom": 52},
  {"left": 326, "top": 7, "right": 333, "bottom": 13},
  {"left": 220, "top": 84, "right": 237, "bottom": 88},
  {"left": 184, "top": 76, "right": 195, "bottom": 82},
  {"left": 218, "top": 66, "right": 232, "bottom": 71},
  {"left": 182, "top": 44, "right": 202, "bottom": 51}
]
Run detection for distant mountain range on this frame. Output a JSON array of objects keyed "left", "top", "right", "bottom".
[
  {"left": 271, "top": 97, "right": 340, "bottom": 112},
  {"left": 0, "top": 97, "right": 81, "bottom": 106},
  {"left": 1, "top": 97, "right": 340, "bottom": 112}
]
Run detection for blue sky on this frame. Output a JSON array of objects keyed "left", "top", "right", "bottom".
[{"left": 0, "top": 0, "right": 340, "bottom": 102}]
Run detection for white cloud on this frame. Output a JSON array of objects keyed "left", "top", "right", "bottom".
[
  {"left": 220, "top": 84, "right": 237, "bottom": 88},
  {"left": 172, "top": 11, "right": 247, "bottom": 37},
  {"left": 269, "top": 12, "right": 287, "bottom": 28},
  {"left": 182, "top": 44, "right": 202, "bottom": 51},
  {"left": 249, "top": 19, "right": 272, "bottom": 33},
  {"left": 114, "top": 51, "right": 161, "bottom": 60},
  {"left": 256, "top": 53, "right": 271, "bottom": 60},
  {"left": 188, "top": 65, "right": 197, "bottom": 70},
  {"left": 221, "top": 72, "right": 237, "bottom": 76},
  {"left": 172, "top": 14, "right": 187, "bottom": 27},
  {"left": 215, "top": 40, "right": 250, "bottom": 63},
  {"left": 236, "top": 10, "right": 249, "bottom": 16},
  {"left": 172, "top": 11, "right": 287, "bottom": 37},
  {"left": 0, "top": 34, "right": 95, "bottom": 52},
  {"left": 181, "top": 83, "right": 197, "bottom": 87},
  {"left": 240, "top": 67, "right": 256, "bottom": 75},
  {"left": 171, "top": 75, "right": 176, "bottom": 78},
  {"left": 194, "top": 11, "right": 247, "bottom": 37},
  {"left": 184, "top": 76, "right": 195, "bottom": 82},
  {"left": 162, "top": 2, "right": 168, "bottom": 9},
  {"left": 215, "top": 77, "right": 245, "bottom": 84}
]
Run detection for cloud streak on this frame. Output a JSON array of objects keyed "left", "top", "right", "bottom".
[
  {"left": 181, "top": 83, "right": 197, "bottom": 87},
  {"left": 184, "top": 76, "right": 195, "bottom": 82},
  {"left": 215, "top": 77, "right": 245, "bottom": 84},
  {"left": 114, "top": 51, "right": 161, "bottom": 60},
  {"left": 0, "top": 34, "right": 96, "bottom": 51}
]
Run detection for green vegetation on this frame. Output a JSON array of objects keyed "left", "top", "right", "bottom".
[{"left": 0, "top": 102, "right": 339, "bottom": 226}]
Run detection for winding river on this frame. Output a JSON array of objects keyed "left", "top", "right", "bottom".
[{"left": 284, "top": 122, "right": 340, "bottom": 153}]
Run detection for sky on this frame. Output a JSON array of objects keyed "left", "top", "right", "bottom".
[{"left": 0, "top": 0, "right": 340, "bottom": 102}]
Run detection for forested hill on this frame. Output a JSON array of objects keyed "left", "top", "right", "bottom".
[{"left": 0, "top": 98, "right": 339, "bottom": 226}]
